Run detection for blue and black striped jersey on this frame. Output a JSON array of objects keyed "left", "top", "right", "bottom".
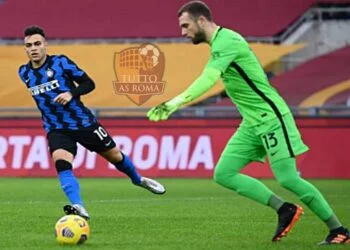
[{"left": 18, "top": 55, "right": 97, "bottom": 132}]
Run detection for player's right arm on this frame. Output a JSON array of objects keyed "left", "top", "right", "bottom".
[
  {"left": 147, "top": 67, "right": 221, "bottom": 121},
  {"left": 172, "top": 35, "right": 242, "bottom": 103},
  {"left": 147, "top": 34, "right": 240, "bottom": 121}
]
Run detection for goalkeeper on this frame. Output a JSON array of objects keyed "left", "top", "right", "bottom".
[{"left": 147, "top": 1, "right": 349, "bottom": 245}]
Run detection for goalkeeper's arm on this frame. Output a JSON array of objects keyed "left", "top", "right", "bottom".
[{"left": 167, "top": 67, "right": 221, "bottom": 107}]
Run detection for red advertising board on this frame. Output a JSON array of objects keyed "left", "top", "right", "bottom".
[{"left": 0, "top": 118, "right": 349, "bottom": 178}]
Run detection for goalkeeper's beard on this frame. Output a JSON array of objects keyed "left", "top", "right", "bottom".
[{"left": 191, "top": 29, "right": 206, "bottom": 44}]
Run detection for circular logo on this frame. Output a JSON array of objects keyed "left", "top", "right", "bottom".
[{"left": 46, "top": 68, "right": 54, "bottom": 78}]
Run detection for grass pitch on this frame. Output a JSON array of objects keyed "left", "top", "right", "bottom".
[{"left": 0, "top": 178, "right": 349, "bottom": 250}]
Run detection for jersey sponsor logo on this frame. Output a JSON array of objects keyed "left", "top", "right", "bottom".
[
  {"left": 28, "top": 79, "right": 59, "bottom": 96},
  {"left": 113, "top": 43, "right": 166, "bottom": 106}
]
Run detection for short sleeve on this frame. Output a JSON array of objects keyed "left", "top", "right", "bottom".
[{"left": 60, "top": 55, "right": 85, "bottom": 79}]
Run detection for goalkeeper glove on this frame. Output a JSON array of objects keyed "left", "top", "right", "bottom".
[{"left": 147, "top": 96, "right": 184, "bottom": 121}]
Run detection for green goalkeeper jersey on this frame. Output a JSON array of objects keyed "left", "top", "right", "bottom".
[{"left": 206, "top": 27, "right": 291, "bottom": 126}]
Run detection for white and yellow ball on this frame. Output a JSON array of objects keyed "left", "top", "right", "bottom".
[
  {"left": 139, "top": 44, "right": 160, "bottom": 67},
  {"left": 55, "top": 215, "right": 90, "bottom": 245}
]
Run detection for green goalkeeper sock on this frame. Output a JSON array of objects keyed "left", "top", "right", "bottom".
[
  {"left": 268, "top": 194, "right": 285, "bottom": 211},
  {"left": 325, "top": 214, "right": 342, "bottom": 230}
]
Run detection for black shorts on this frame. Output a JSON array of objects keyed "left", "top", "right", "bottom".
[{"left": 47, "top": 123, "right": 116, "bottom": 156}]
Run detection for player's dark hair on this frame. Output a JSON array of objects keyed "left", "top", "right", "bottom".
[
  {"left": 24, "top": 25, "right": 46, "bottom": 38},
  {"left": 178, "top": 1, "right": 212, "bottom": 21}
]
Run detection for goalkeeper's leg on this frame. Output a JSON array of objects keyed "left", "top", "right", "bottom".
[
  {"left": 214, "top": 155, "right": 275, "bottom": 205},
  {"left": 214, "top": 155, "right": 303, "bottom": 241},
  {"left": 272, "top": 157, "right": 348, "bottom": 243}
]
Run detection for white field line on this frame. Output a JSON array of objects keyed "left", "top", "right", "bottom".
[{"left": 0, "top": 196, "right": 226, "bottom": 205}]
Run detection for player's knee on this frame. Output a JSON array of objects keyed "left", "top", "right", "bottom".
[
  {"left": 52, "top": 149, "right": 74, "bottom": 162},
  {"left": 55, "top": 159, "right": 73, "bottom": 173},
  {"left": 213, "top": 165, "right": 235, "bottom": 186},
  {"left": 100, "top": 148, "right": 123, "bottom": 163},
  {"left": 277, "top": 176, "right": 300, "bottom": 190},
  {"left": 213, "top": 164, "right": 223, "bottom": 183},
  {"left": 112, "top": 149, "right": 123, "bottom": 162}
]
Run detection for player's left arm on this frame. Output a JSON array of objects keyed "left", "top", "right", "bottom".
[
  {"left": 54, "top": 55, "right": 95, "bottom": 105},
  {"left": 148, "top": 38, "right": 238, "bottom": 121}
]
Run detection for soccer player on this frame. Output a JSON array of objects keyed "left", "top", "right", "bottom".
[
  {"left": 147, "top": 1, "right": 349, "bottom": 245},
  {"left": 19, "top": 26, "right": 166, "bottom": 220}
]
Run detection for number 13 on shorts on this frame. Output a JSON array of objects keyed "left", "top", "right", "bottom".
[
  {"left": 259, "top": 113, "right": 309, "bottom": 163},
  {"left": 261, "top": 127, "right": 296, "bottom": 163},
  {"left": 262, "top": 131, "right": 281, "bottom": 159}
]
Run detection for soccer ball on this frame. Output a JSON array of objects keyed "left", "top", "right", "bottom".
[
  {"left": 55, "top": 215, "right": 90, "bottom": 245},
  {"left": 139, "top": 44, "right": 160, "bottom": 67}
]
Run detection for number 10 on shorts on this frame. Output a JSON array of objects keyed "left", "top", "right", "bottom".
[{"left": 93, "top": 126, "right": 108, "bottom": 140}]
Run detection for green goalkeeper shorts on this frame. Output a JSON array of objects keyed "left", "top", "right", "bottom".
[{"left": 222, "top": 112, "right": 309, "bottom": 163}]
